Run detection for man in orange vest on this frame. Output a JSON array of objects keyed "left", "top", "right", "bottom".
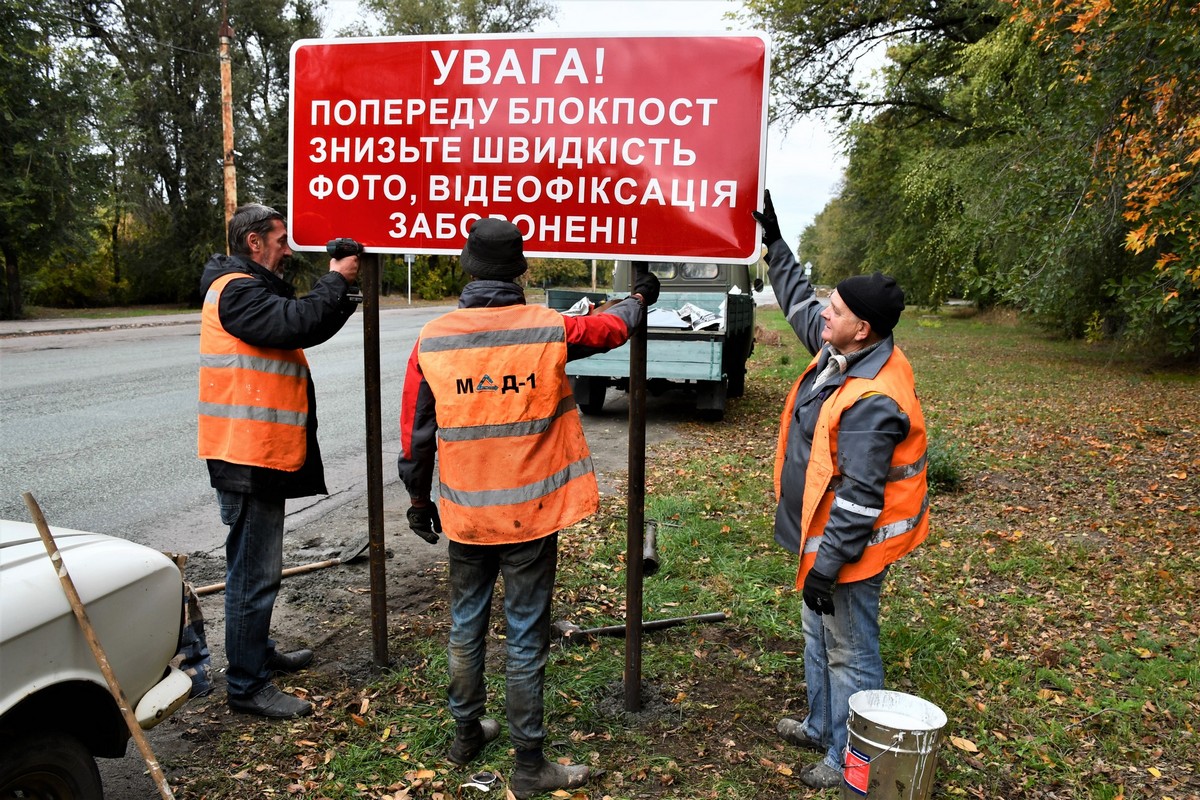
[
  {"left": 397, "top": 218, "right": 658, "bottom": 798},
  {"left": 198, "top": 203, "right": 360, "bottom": 719},
  {"left": 753, "top": 192, "right": 930, "bottom": 789}
]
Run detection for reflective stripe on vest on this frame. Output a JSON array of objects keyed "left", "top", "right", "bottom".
[
  {"left": 773, "top": 346, "right": 930, "bottom": 587},
  {"left": 418, "top": 304, "right": 598, "bottom": 545},
  {"left": 197, "top": 273, "right": 310, "bottom": 471}
]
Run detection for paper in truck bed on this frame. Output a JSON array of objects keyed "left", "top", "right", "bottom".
[
  {"left": 547, "top": 259, "right": 759, "bottom": 421},
  {"left": 647, "top": 308, "right": 691, "bottom": 328},
  {"left": 675, "top": 302, "right": 722, "bottom": 331}
]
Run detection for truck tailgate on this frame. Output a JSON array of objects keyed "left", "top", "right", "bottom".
[{"left": 567, "top": 331, "right": 724, "bottom": 382}]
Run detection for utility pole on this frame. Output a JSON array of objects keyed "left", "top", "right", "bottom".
[{"left": 219, "top": 3, "right": 237, "bottom": 250}]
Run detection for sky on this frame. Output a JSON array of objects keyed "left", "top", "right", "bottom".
[{"left": 317, "top": 0, "right": 844, "bottom": 247}]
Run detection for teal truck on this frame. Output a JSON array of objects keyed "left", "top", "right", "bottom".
[{"left": 547, "top": 260, "right": 761, "bottom": 421}]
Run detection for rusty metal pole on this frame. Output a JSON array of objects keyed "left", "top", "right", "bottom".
[
  {"left": 361, "top": 252, "right": 389, "bottom": 669},
  {"left": 624, "top": 262, "right": 648, "bottom": 712},
  {"left": 218, "top": 5, "right": 237, "bottom": 250}
]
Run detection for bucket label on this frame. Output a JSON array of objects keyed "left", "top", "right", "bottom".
[{"left": 844, "top": 746, "right": 871, "bottom": 795}]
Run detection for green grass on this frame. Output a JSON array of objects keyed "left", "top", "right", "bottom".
[
  {"left": 176, "top": 305, "right": 1200, "bottom": 799},
  {"left": 23, "top": 304, "right": 196, "bottom": 319}
]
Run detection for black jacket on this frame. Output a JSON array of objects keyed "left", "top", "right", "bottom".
[{"left": 199, "top": 253, "right": 357, "bottom": 498}]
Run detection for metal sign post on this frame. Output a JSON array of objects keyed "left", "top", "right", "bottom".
[
  {"left": 361, "top": 252, "right": 389, "bottom": 668},
  {"left": 624, "top": 262, "right": 648, "bottom": 712}
]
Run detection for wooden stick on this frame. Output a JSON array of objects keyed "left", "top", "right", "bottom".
[{"left": 22, "top": 492, "right": 176, "bottom": 800}]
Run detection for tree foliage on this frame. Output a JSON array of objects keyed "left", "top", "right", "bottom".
[
  {"left": 3, "top": 0, "right": 569, "bottom": 314},
  {"left": 747, "top": 0, "right": 1200, "bottom": 357},
  {"left": 1013, "top": 0, "right": 1200, "bottom": 353},
  {"left": 69, "top": 0, "right": 322, "bottom": 304},
  {"left": 1, "top": 0, "right": 108, "bottom": 317},
  {"left": 353, "top": 0, "right": 555, "bottom": 36}
]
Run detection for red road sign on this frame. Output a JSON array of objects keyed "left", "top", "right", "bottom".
[{"left": 288, "top": 33, "right": 769, "bottom": 262}]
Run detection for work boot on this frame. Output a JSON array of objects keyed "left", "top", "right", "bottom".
[
  {"left": 228, "top": 683, "right": 313, "bottom": 719},
  {"left": 509, "top": 757, "right": 590, "bottom": 799},
  {"left": 266, "top": 648, "right": 314, "bottom": 674},
  {"left": 776, "top": 716, "right": 824, "bottom": 752},
  {"left": 799, "top": 760, "right": 842, "bottom": 790},
  {"left": 448, "top": 718, "right": 501, "bottom": 766}
]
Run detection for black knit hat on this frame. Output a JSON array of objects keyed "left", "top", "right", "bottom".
[
  {"left": 836, "top": 272, "right": 905, "bottom": 336},
  {"left": 459, "top": 218, "right": 528, "bottom": 280}
]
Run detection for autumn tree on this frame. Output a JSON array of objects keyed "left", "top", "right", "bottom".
[
  {"left": 747, "top": 0, "right": 1199, "bottom": 356},
  {"left": 1011, "top": 0, "right": 1200, "bottom": 354}
]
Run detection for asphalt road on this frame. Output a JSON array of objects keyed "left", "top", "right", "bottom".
[
  {"left": 0, "top": 306, "right": 450, "bottom": 554},
  {"left": 0, "top": 298, "right": 716, "bottom": 552}
]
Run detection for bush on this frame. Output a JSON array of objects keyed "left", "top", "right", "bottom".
[
  {"left": 526, "top": 257, "right": 602, "bottom": 290},
  {"left": 926, "top": 426, "right": 967, "bottom": 494}
]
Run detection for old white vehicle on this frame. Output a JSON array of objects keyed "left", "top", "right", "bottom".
[{"left": 0, "top": 519, "right": 191, "bottom": 798}]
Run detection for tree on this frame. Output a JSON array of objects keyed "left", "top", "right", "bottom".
[
  {"left": 354, "top": 0, "right": 555, "bottom": 37},
  {"left": 65, "top": 0, "right": 323, "bottom": 304},
  {"left": 229, "top": 0, "right": 324, "bottom": 289},
  {"left": 69, "top": 0, "right": 226, "bottom": 302},
  {"left": 0, "top": 0, "right": 107, "bottom": 318},
  {"left": 230, "top": 0, "right": 322, "bottom": 208},
  {"left": 739, "top": 0, "right": 1003, "bottom": 127},
  {"left": 747, "top": 0, "right": 1199, "bottom": 356},
  {"left": 1011, "top": 0, "right": 1200, "bottom": 354}
]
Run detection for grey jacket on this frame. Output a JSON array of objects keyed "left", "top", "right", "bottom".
[{"left": 765, "top": 240, "right": 910, "bottom": 579}]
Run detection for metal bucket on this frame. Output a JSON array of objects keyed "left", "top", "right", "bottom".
[{"left": 841, "top": 690, "right": 947, "bottom": 800}]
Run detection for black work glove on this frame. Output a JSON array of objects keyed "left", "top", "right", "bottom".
[
  {"left": 406, "top": 503, "right": 442, "bottom": 544},
  {"left": 632, "top": 271, "right": 661, "bottom": 307},
  {"left": 752, "top": 189, "right": 782, "bottom": 246},
  {"left": 802, "top": 567, "right": 836, "bottom": 615}
]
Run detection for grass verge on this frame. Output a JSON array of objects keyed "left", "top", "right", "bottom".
[{"left": 175, "top": 306, "right": 1199, "bottom": 800}]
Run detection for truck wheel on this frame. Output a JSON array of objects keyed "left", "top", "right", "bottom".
[
  {"left": 573, "top": 377, "right": 608, "bottom": 416},
  {"left": 0, "top": 732, "right": 103, "bottom": 800}
]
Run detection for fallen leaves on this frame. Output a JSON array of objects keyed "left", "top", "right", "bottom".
[{"left": 950, "top": 736, "right": 979, "bottom": 753}]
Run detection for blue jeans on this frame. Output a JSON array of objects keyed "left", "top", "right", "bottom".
[
  {"left": 801, "top": 567, "right": 888, "bottom": 770},
  {"left": 447, "top": 533, "right": 557, "bottom": 753},
  {"left": 218, "top": 490, "right": 285, "bottom": 698}
]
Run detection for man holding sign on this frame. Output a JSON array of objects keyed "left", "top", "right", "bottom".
[
  {"left": 753, "top": 192, "right": 930, "bottom": 788},
  {"left": 397, "top": 218, "right": 657, "bottom": 797},
  {"left": 198, "top": 203, "right": 361, "bottom": 719}
]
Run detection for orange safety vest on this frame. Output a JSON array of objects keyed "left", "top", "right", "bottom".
[
  {"left": 773, "top": 346, "right": 929, "bottom": 588},
  {"left": 197, "top": 273, "right": 310, "bottom": 471},
  {"left": 417, "top": 304, "right": 598, "bottom": 545}
]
